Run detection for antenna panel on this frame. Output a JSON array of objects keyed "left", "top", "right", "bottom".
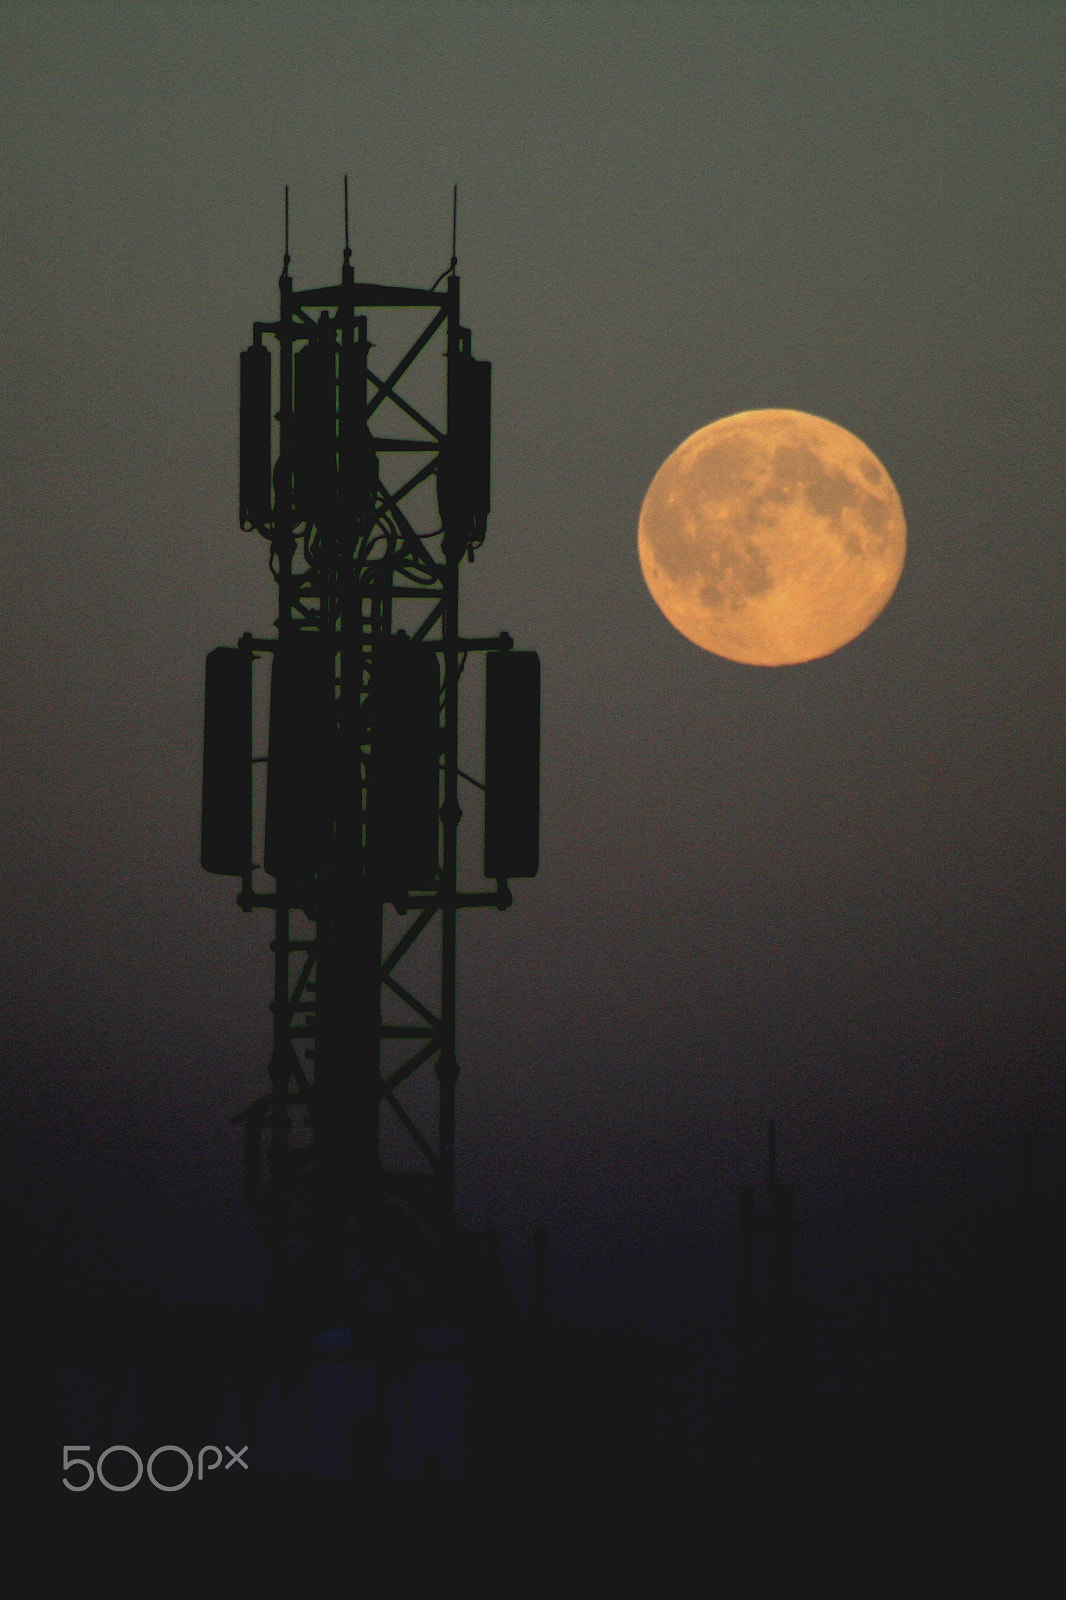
[
  {"left": 294, "top": 337, "right": 337, "bottom": 526},
  {"left": 372, "top": 638, "right": 441, "bottom": 890},
  {"left": 201, "top": 646, "right": 252, "bottom": 875},
  {"left": 484, "top": 651, "right": 540, "bottom": 879},
  {"left": 264, "top": 635, "right": 334, "bottom": 886},
  {"left": 239, "top": 345, "right": 272, "bottom": 529}
]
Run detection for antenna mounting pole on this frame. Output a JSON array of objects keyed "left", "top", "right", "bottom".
[
  {"left": 283, "top": 185, "right": 291, "bottom": 277},
  {"left": 451, "top": 183, "right": 458, "bottom": 274}
]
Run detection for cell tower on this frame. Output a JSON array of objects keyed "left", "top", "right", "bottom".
[{"left": 202, "top": 188, "right": 539, "bottom": 1330}]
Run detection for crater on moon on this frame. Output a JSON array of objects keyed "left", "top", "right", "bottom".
[{"left": 638, "top": 410, "right": 906, "bottom": 665}]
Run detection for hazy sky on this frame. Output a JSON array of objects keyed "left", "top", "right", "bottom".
[{"left": 3, "top": 3, "right": 1065, "bottom": 1345}]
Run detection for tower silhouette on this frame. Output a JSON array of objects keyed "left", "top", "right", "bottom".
[
  {"left": 738, "top": 1120, "right": 799, "bottom": 1468},
  {"left": 202, "top": 190, "right": 539, "bottom": 1335}
]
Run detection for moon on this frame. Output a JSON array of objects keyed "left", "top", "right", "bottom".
[{"left": 638, "top": 410, "right": 906, "bottom": 666}]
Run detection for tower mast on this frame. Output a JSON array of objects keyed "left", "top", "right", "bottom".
[{"left": 203, "top": 197, "right": 539, "bottom": 1328}]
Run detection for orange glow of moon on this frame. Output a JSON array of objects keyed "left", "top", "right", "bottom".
[{"left": 638, "top": 410, "right": 906, "bottom": 666}]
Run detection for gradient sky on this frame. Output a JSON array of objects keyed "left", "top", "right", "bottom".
[{"left": 3, "top": 4, "right": 1065, "bottom": 1361}]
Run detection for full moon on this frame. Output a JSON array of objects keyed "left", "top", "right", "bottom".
[{"left": 638, "top": 410, "right": 906, "bottom": 665}]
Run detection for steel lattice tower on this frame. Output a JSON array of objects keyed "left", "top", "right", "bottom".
[{"left": 202, "top": 201, "right": 539, "bottom": 1329}]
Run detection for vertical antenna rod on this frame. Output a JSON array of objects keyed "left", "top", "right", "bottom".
[
  {"left": 284, "top": 185, "right": 291, "bottom": 273},
  {"left": 343, "top": 174, "right": 351, "bottom": 267},
  {"left": 450, "top": 183, "right": 458, "bottom": 274}
]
